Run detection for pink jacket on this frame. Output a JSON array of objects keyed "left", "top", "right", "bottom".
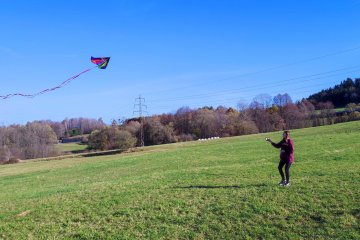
[{"left": 272, "top": 138, "right": 294, "bottom": 163}]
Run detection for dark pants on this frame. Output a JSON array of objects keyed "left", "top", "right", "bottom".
[{"left": 278, "top": 159, "right": 292, "bottom": 182}]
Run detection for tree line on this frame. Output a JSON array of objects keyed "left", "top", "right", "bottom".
[
  {"left": 0, "top": 118, "right": 106, "bottom": 163},
  {"left": 307, "top": 78, "right": 360, "bottom": 108},
  {"left": 0, "top": 122, "right": 58, "bottom": 163},
  {"left": 1, "top": 80, "right": 360, "bottom": 162},
  {"left": 90, "top": 92, "right": 359, "bottom": 151}
]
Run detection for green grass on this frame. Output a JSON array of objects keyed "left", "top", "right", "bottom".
[
  {"left": 335, "top": 107, "right": 346, "bottom": 112},
  {"left": 0, "top": 122, "right": 359, "bottom": 239},
  {"left": 57, "top": 143, "right": 88, "bottom": 153},
  {"left": 314, "top": 108, "right": 346, "bottom": 114}
]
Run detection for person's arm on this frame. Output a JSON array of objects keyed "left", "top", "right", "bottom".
[
  {"left": 266, "top": 138, "right": 283, "bottom": 148},
  {"left": 271, "top": 141, "right": 282, "bottom": 148}
]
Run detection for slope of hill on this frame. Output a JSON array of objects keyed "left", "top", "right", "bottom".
[{"left": 0, "top": 121, "right": 359, "bottom": 239}]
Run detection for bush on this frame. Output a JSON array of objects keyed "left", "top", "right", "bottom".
[
  {"left": 6, "top": 158, "right": 21, "bottom": 164},
  {"left": 0, "top": 146, "right": 11, "bottom": 164},
  {"left": 143, "top": 118, "right": 175, "bottom": 145},
  {"left": 345, "top": 103, "right": 358, "bottom": 111},
  {"left": 88, "top": 127, "right": 136, "bottom": 151},
  {"left": 81, "top": 136, "right": 89, "bottom": 144},
  {"left": 349, "top": 111, "right": 360, "bottom": 121},
  {"left": 176, "top": 134, "right": 195, "bottom": 142},
  {"left": 116, "top": 130, "right": 137, "bottom": 151}
]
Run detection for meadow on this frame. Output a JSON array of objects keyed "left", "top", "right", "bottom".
[
  {"left": 57, "top": 142, "right": 88, "bottom": 154},
  {"left": 0, "top": 121, "right": 359, "bottom": 239}
]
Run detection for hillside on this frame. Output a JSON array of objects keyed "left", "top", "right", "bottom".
[
  {"left": 0, "top": 121, "right": 359, "bottom": 239},
  {"left": 307, "top": 78, "right": 360, "bottom": 108}
]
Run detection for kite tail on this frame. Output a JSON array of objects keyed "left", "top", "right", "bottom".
[{"left": 0, "top": 67, "right": 97, "bottom": 100}]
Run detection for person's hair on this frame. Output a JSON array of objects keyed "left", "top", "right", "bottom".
[{"left": 283, "top": 130, "right": 290, "bottom": 138}]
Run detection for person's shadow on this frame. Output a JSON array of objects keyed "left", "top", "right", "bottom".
[{"left": 173, "top": 183, "right": 267, "bottom": 189}]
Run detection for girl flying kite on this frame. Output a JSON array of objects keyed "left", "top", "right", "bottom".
[{"left": 266, "top": 131, "right": 294, "bottom": 187}]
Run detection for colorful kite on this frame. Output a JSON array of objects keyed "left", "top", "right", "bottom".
[
  {"left": 91, "top": 57, "right": 110, "bottom": 69},
  {"left": 0, "top": 56, "right": 111, "bottom": 100}
]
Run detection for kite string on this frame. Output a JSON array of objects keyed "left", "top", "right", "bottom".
[{"left": 0, "top": 66, "right": 98, "bottom": 100}]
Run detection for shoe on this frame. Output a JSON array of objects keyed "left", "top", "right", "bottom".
[
  {"left": 284, "top": 181, "right": 291, "bottom": 187},
  {"left": 278, "top": 180, "right": 285, "bottom": 186}
]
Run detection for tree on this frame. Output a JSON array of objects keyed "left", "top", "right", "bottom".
[
  {"left": 297, "top": 99, "right": 315, "bottom": 113},
  {"left": 124, "top": 121, "right": 141, "bottom": 137},
  {"left": 281, "top": 104, "right": 306, "bottom": 129},
  {"left": 345, "top": 103, "right": 359, "bottom": 111},
  {"left": 307, "top": 78, "right": 360, "bottom": 108},
  {"left": 173, "top": 107, "right": 194, "bottom": 135},
  {"left": 253, "top": 94, "right": 273, "bottom": 109},
  {"left": 143, "top": 117, "right": 175, "bottom": 145},
  {"left": 250, "top": 108, "right": 284, "bottom": 132},
  {"left": 191, "top": 109, "right": 218, "bottom": 138},
  {"left": 237, "top": 101, "right": 248, "bottom": 112},
  {"left": 88, "top": 127, "right": 136, "bottom": 151},
  {"left": 0, "top": 122, "right": 59, "bottom": 160},
  {"left": 297, "top": 99, "right": 315, "bottom": 127},
  {"left": 237, "top": 120, "right": 259, "bottom": 135},
  {"left": 273, "top": 93, "right": 293, "bottom": 107},
  {"left": 21, "top": 122, "right": 59, "bottom": 159}
]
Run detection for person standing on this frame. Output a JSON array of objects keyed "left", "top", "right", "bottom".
[{"left": 266, "top": 131, "right": 294, "bottom": 186}]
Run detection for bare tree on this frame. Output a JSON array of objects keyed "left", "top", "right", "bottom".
[
  {"left": 273, "top": 93, "right": 293, "bottom": 107},
  {"left": 0, "top": 122, "right": 59, "bottom": 160},
  {"left": 253, "top": 94, "right": 273, "bottom": 109},
  {"left": 281, "top": 104, "right": 306, "bottom": 129},
  {"left": 191, "top": 109, "right": 218, "bottom": 138},
  {"left": 174, "top": 107, "right": 194, "bottom": 135}
]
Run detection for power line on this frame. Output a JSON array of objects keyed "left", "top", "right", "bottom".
[
  {"left": 146, "top": 78, "right": 347, "bottom": 111},
  {"left": 133, "top": 95, "right": 148, "bottom": 147},
  {"left": 147, "top": 65, "right": 360, "bottom": 103},
  {"left": 142, "top": 45, "right": 360, "bottom": 95},
  {"left": 132, "top": 46, "right": 360, "bottom": 114}
]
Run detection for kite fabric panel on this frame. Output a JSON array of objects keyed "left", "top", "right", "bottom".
[
  {"left": 0, "top": 57, "right": 110, "bottom": 100},
  {"left": 91, "top": 57, "right": 110, "bottom": 69}
]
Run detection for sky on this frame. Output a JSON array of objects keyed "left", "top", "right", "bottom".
[{"left": 1, "top": 0, "right": 360, "bottom": 125}]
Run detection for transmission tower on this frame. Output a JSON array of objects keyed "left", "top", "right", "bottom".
[{"left": 133, "top": 95, "right": 147, "bottom": 147}]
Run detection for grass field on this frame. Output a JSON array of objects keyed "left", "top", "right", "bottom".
[
  {"left": 314, "top": 108, "right": 346, "bottom": 114},
  {"left": 0, "top": 121, "right": 359, "bottom": 239},
  {"left": 57, "top": 143, "right": 88, "bottom": 154}
]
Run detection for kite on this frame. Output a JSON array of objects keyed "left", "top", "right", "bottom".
[
  {"left": 91, "top": 57, "right": 110, "bottom": 69},
  {"left": 0, "top": 56, "right": 111, "bottom": 100}
]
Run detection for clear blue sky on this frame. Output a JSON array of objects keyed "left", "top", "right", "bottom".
[{"left": 1, "top": 0, "right": 359, "bottom": 125}]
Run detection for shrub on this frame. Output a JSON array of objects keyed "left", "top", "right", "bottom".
[
  {"left": 88, "top": 127, "right": 136, "bottom": 151},
  {"left": 176, "top": 134, "right": 195, "bottom": 142},
  {"left": 116, "top": 130, "right": 137, "bottom": 151},
  {"left": 6, "top": 158, "right": 21, "bottom": 164},
  {"left": 0, "top": 146, "right": 11, "bottom": 164},
  {"left": 143, "top": 118, "right": 175, "bottom": 145}
]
